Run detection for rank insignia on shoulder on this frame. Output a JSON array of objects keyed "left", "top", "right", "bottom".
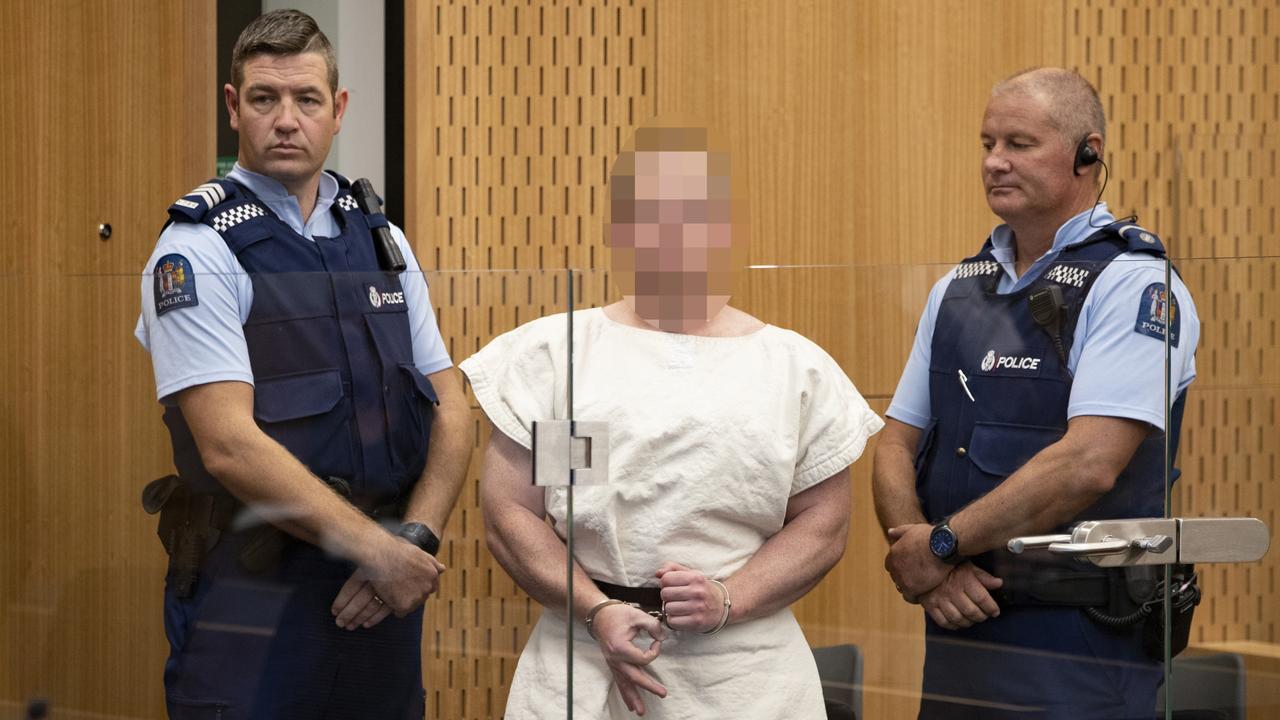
[
  {"left": 153, "top": 253, "right": 199, "bottom": 317},
  {"left": 168, "top": 181, "right": 230, "bottom": 222},
  {"left": 1134, "top": 282, "right": 1180, "bottom": 347}
]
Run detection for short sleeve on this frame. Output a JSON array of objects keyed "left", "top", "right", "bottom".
[
  {"left": 1068, "top": 255, "right": 1200, "bottom": 431},
  {"left": 886, "top": 271, "right": 954, "bottom": 429},
  {"left": 791, "top": 338, "right": 885, "bottom": 495},
  {"left": 135, "top": 222, "right": 254, "bottom": 402},
  {"left": 458, "top": 315, "right": 566, "bottom": 449},
  {"left": 393, "top": 223, "right": 453, "bottom": 375}
]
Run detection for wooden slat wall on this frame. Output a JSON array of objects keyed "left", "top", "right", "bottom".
[
  {"left": 1065, "top": 0, "right": 1280, "bottom": 655},
  {"left": 0, "top": 1, "right": 215, "bottom": 718},
  {"left": 408, "top": 1, "right": 1280, "bottom": 718},
  {"left": 0, "top": 0, "right": 1273, "bottom": 718},
  {"left": 405, "top": 1, "right": 653, "bottom": 716}
]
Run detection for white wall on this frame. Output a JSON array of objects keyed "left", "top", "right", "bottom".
[{"left": 265, "top": 0, "right": 386, "bottom": 197}]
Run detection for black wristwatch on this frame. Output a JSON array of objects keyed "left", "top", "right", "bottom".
[
  {"left": 396, "top": 522, "right": 441, "bottom": 556},
  {"left": 929, "top": 520, "right": 964, "bottom": 565}
]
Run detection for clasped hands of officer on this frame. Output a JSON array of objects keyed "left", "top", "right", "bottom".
[
  {"left": 885, "top": 523, "right": 1002, "bottom": 631},
  {"left": 589, "top": 562, "right": 729, "bottom": 716},
  {"left": 331, "top": 532, "right": 446, "bottom": 631}
]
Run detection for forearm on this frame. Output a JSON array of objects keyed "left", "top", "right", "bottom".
[
  {"left": 724, "top": 490, "right": 849, "bottom": 624},
  {"left": 872, "top": 439, "right": 927, "bottom": 535},
  {"left": 202, "top": 429, "right": 387, "bottom": 565},
  {"left": 950, "top": 418, "right": 1145, "bottom": 555},
  {"left": 485, "top": 509, "right": 608, "bottom": 621},
  {"left": 402, "top": 395, "right": 474, "bottom": 536}
]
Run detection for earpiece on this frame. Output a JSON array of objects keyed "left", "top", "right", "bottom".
[{"left": 1073, "top": 137, "right": 1099, "bottom": 175}]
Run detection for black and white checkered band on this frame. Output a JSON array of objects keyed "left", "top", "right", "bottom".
[
  {"left": 953, "top": 260, "right": 1000, "bottom": 279},
  {"left": 337, "top": 195, "right": 358, "bottom": 212},
  {"left": 211, "top": 203, "right": 266, "bottom": 232},
  {"left": 1043, "top": 264, "right": 1091, "bottom": 288}
]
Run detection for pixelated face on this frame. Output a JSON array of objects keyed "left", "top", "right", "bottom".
[
  {"left": 980, "top": 91, "right": 1078, "bottom": 223},
  {"left": 226, "top": 52, "right": 347, "bottom": 192},
  {"left": 608, "top": 149, "right": 734, "bottom": 332}
]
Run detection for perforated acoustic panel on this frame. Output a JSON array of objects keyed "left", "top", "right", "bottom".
[
  {"left": 406, "top": 2, "right": 655, "bottom": 716},
  {"left": 1069, "top": 0, "right": 1280, "bottom": 647}
]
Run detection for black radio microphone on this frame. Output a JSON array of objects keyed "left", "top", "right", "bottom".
[
  {"left": 351, "top": 178, "right": 407, "bottom": 273},
  {"left": 1029, "top": 285, "right": 1068, "bottom": 367}
]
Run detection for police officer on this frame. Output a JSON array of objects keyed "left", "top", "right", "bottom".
[
  {"left": 134, "top": 9, "right": 472, "bottom": 718},
  {"left": 872, "top": 67, "right": 1200, "bottom": 718}
]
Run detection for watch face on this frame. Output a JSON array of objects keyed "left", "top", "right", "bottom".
[{"left": 930, "top": 526, "right": 957, "bottom": 558}]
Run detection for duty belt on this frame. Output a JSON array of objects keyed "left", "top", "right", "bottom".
[
  {"left": 143, "top": 474, "right": 407, "bottom": 597},
  {"left": 994, "top": 565, "right": 1115, "bottom": 608}
]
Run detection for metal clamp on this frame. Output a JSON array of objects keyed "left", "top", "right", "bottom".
[
  {"left": 532, "top": 420, "right": 609, "bottom": 486},
  {"left": 1006, "top": 517, "right": 1270, "bottom": 567}
]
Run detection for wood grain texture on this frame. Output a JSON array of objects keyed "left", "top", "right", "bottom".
[{"left": 0, "top": 1, "right": 215, "bottom": 717}]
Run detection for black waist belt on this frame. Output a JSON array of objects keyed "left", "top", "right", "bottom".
[
  {"left": 994, "top": 566, "right": 1115, "bottom": 608},
  {"left": 594, "top": 580, "right": 663, "bottom": 611}
]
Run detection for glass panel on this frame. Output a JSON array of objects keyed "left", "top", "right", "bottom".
[{"left": 1164, "top": 132, "right": 1280, "bottom": 719}]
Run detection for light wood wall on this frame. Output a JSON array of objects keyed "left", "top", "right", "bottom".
[
  {"left": 0, "top": 1, "right": 216, "bottom": 718},
  {"left": 1, "top": 1, "right": 1274, "bottom": 719},
  {"left": 406, "top": 1, "right": 1280, "bottom": 719}
]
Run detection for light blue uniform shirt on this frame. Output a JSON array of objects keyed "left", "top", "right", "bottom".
[
  {"left": 887, "top": 204, "right": 1199, "bottom": 432},
  {"left": 136, "top": 164, "right": 452, "bottom": 402}
]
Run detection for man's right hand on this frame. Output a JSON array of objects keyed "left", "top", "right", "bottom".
[
  {"left": 919, "top": 562, "right": 1003, "bottom": 630},
  {"left": 591, "top": 602, "right": 668, "bottom": 716},
  {"left": 359, "top": 534, "right": 447, "bottom": 617}
]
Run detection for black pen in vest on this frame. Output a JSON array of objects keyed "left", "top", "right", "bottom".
[{"left": 351, "top": 178, "right": 407, "bottom": 273}]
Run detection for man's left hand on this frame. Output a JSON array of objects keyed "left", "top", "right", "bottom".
[
  {"left": 885, "top": 523, "right": 950, "bottom": 598},
  {"left": 656, "top": 562, "right": 727, "bottom": 633},
  {"left": 332, "top": 568, "right": 394, "bottom": 630}
]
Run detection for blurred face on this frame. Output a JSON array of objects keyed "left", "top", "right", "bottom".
[
  {"left": 225, "top": 52, "right": 347, "bottom": 193},
  {"left": 608, "top": 150, "right": 735, "bottom": 332},
  {"left": 980, "top": 91, "right": 1078, "bottom": 224}
]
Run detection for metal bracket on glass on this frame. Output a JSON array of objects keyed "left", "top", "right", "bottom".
[
  {"left": 1007, "top": 517, "right": 1270, "bottom": 567},
  {"left": 531, "top": 420, "right": 609, "bottom": 487}
]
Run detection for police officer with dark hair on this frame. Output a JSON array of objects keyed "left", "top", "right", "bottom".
[
  {"left": 135, "top": 9, "right": 472, "bottom": 718},
  {"left": 872, "top": 67, "right": 1200, "bottom": 718}
]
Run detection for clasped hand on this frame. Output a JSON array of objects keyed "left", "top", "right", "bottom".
[
  {"left": 884, "top": 523, "right": 1002, "bottom": 630},
  {"left": 331, "top": 534, "right": 446, "bottom": 630}
]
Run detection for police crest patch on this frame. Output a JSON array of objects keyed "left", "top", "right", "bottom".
[
  {"left": 153, "top": 253, "right": 198, "bottom": 316},
  {"left": 1134, "top": 282, "right": 1180, "bottom": 347}
]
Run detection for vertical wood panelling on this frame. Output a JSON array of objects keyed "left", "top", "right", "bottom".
[
  {"left": 406, "top": 2, "right": 655, "bottom": 716},
  {"left": 657, "top": 4, "right": 1064, "bottom": 719},
  {"left": 1069, "top": 0, "right": 1280, "bottom": 662},
  {"left": 0, "top": 1, "right": 215, "bottom": 717}
]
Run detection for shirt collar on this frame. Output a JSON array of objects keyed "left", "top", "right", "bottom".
[
  {"left": 989, "top": 202, "right": 1116, "bottom": 275},
  {"left": 226, "top": 163, "right": 338, "bottom": 236}
]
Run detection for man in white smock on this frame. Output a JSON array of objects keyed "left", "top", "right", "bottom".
[{"left": 461, "top": 127, "right": 884, "bottom": 718}]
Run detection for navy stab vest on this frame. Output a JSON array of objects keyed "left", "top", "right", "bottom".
[
  {"left": 917, "top": 221, "right": 1185, "bottom": 573},
  {"left": 161, "top": 172, "right": 437, "bottom": 508}
]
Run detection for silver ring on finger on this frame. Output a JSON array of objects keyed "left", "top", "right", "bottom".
[{"left": 373, "top": 594, "right": 384, "bottom": 605}]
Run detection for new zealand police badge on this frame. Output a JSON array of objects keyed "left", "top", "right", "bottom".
[{"left": 153, "top": 253, "right": 199, "bottom": 317}]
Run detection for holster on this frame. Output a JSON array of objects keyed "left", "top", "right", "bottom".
[
  {"left": 144, "top": 474, "right": 411, "bottom": 588},
  {"left": 993, "top": 552, "right": 1200, "bottom": 661},
  {"left": 142, "top": 475, "right": 236, "bottom": 598}
]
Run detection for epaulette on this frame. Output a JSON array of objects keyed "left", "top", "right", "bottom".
[
  {"left": 167, "top": 179, "right": 238, "bottom": 223},
  {"left": 1113, "top": 223, "right": 1166, "bottom": 253}
]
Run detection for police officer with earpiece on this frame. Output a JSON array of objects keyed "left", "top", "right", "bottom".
[
  {"left": 872, "top": 67, "right": 1201, "bottom": 718},
  {"left": 134, "top": 9, "right": 472, "bottom": 718}
]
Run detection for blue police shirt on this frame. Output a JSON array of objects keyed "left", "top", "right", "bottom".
[
  {"left": 135, "top": 164, "right": 452, "bottom": 402},
  {"left": 887, "top": 204, "right": 1200, "bottom": 432}
]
